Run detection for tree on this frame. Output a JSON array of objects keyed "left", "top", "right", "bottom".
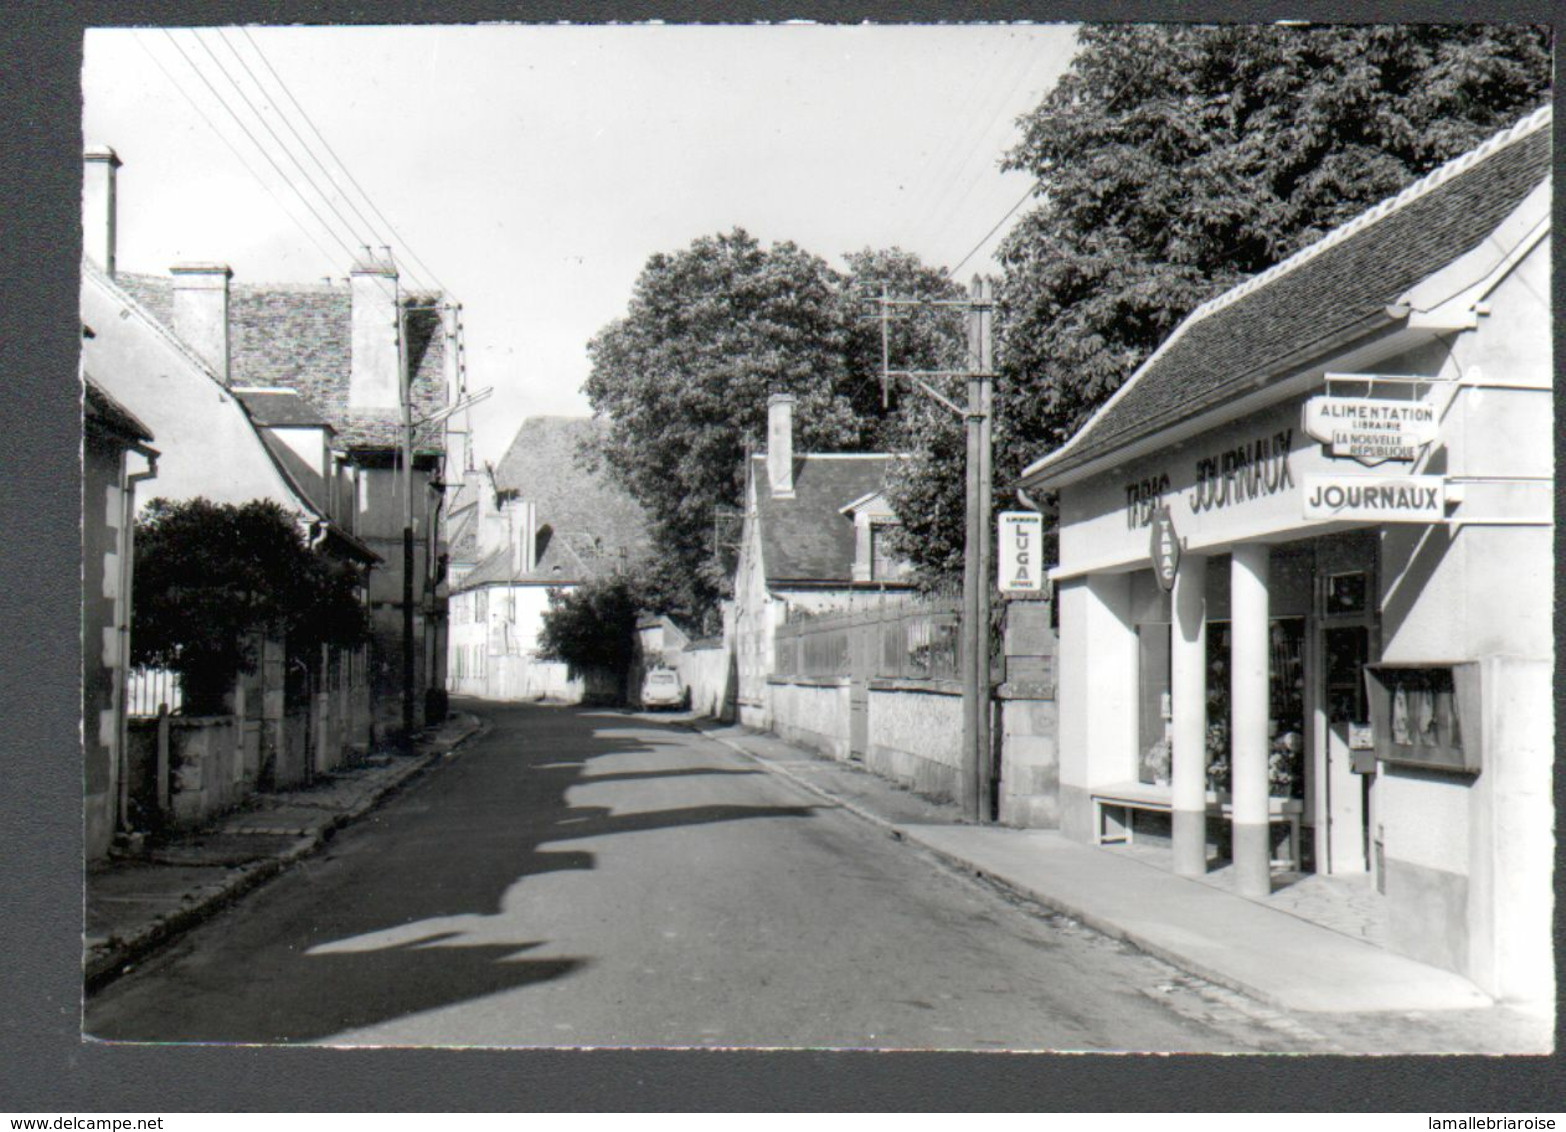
[
  {"left": 536, "top": 575, "right": 643, "bottom": 681},
  {"left": 585, "top": 230, "right": 961, "bottom": 621},
  {"left": 890, "top": 23, "right": 1553, "bottom": 582},
  {"left": 132, "top": 498, "right": 369, "bottom": 713}
]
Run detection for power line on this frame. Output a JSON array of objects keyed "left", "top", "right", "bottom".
[
  {"left": 134, "top": 33, "right": 343, "bottom": 274},
  {"left": 212, "top": 28, "right": 422, "bottom": 289},
  {"left": 239, "top": 26, "right": 454, "bottom": 299},
  {"left": 947, "top": 180, "right": 1036, "bottom": 278},
  {"left": 190, "top": 30, "right": 386, "bottom": 274},
  {"left": 159, "top": 29, "right": 365, "bottom": 269}
]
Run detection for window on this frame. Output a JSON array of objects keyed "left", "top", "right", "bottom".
[{"left": 870, "top": 521, "right": 907, "bottom": 581}]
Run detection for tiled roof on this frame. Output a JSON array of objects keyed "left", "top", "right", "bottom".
[
  {"left": 752, "top": 454, "right": 895, "bottom": 584},
  {"left": 233, "top": 387, "right": 332, "bottom": 429},
  {"left": 112, "top": 273, "right": 447, "bottom": 455},
  {"left": 1023, "top": 105, "right": 1552, "bottom": 486},
  {"left": 452, "top": 416, "right": 649, "bottom": 591},
  {"left": 492, "top": 416, "right": 648, "bottom": 553}
]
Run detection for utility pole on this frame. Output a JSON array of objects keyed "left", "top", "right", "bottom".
[
  {"left": 867, "top": 275, "right": 996, "bottom": 822},
  {"left": 398, "top": 289, "right": 416, "bottom": 752}
]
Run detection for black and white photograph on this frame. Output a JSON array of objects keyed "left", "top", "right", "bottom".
[{"left": 76, "top": 21, "right": 1554, "bottom": 1058}]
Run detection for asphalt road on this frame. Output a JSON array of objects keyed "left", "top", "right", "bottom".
[{"left": 86, "top": 700, "right": 1305, "bottom": 1051}]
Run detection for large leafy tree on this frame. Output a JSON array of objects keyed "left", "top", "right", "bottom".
[
  {"left": 586, "top": 230, "right": 960, "bottom": 622},
  {"left": 132, "top": 498, "right": 369, "bottom": 713},
  {"left": 893, "top": 23, "right": 1553, "bottom": 582}
]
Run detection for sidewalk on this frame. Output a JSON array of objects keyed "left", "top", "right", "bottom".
[
  {"left": 85, "top": 712, "right": 487, "bottom": 992},
  {"left": 687, "top": 718, "right": 1548, "bottom": 1045}
]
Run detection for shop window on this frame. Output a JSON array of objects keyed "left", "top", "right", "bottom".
[
  {"left": 1137, "top": 624, "right": 1171, "bottom": 785},
  {"left": 1205, "top": 617, "right": 1306, "bottom": 798}
]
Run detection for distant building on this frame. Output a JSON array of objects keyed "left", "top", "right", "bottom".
[
  {"left": 729, "top": 393, "right": 914, "bottom": 730},
  {"left": 447, "top": 417, "right": 648, "bottom": 702}
]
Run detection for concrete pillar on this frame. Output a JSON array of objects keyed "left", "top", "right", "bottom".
[
  {"left": 1171, "top": 553, "right": 1208, "bottom": 876},
  {"left": 1230, "top": 543, "right": 1272, "bottom": 897}
]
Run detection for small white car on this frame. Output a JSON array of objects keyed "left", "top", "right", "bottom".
[{"left": 639, "top": 667, "right": 686, "bottom": 710}]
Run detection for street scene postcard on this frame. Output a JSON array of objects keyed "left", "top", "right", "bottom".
[{"left": 80, "top": 22, "right": 1555, "bottom": 1055}]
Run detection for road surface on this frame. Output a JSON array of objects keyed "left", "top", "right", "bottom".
[{"left": 87, "top": 700, "right": 1315, "bottom": 1051}]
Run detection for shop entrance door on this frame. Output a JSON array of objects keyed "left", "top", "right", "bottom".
[{"left": 1312, "top": 535, "right": 1379, "bottom": 877}]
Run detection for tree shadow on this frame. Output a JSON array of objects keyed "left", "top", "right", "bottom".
[{"left": 88, "top": 700, "right": 817, "bottom": 1045}]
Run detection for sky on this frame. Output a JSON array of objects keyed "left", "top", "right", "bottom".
[{"left": 84, "top": 23, "right": 1079, "bottom": 464}]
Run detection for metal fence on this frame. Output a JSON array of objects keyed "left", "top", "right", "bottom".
[
  {"left": 773, "top": 597, "right": 963, "bottom": 682},
  {"left": 126, "top": 667, "right": 183, "bottom": 717}
]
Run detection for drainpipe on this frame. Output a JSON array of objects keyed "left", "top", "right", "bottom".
[{"left": 119, "top": 447, "right": 158, "bottom": 834}]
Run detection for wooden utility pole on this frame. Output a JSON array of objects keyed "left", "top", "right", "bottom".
[
  {"left": 867, "top": 275, "right": 996, "bottom": 823},
  {"left": 398, "top": 291, "right": 417, "bottom": 752}
]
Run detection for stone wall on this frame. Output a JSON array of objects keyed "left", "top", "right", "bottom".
[
  {"left": 677, "top": 644, "right": 733, "bottom": 721},
  {"left": 867, "top": 680, "right": 963, "bottom": 800},
  {"left": 767, "top": 676, "right": 851, "bottom": 760},
  {"left": 998, "top": 694, "right": 1059, "bottom": 827}
]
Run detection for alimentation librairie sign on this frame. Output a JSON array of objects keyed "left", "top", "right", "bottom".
[{"left": 1302, "top": 395, "right": 1439, "bottom": 465}]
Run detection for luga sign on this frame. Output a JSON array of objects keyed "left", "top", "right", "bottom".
[
  {"left": 1149, "top": 505, "right": 1180, "bottom": 592},
  {"left": 1303, "top": 474, "right": 1446, "bottom": 522},
  {"left": 998, "top": 511, "right": 1045, "bottom": 594},
  {"left": 1302, "top": 396, "right": 1438, "bottom": 466}
]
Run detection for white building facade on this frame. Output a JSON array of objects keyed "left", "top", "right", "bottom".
[{"left": 1020, "top": 108, "right": 1552, "bottom": 1005}]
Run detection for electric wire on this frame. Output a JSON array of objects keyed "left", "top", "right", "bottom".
[
  {"left": 159, "top": 29, "right": 365, "bottom": 269},
  {"left": 212, "top": 27, "right": 426, "bottom": 291},
  {"left": 190, "top": 30, "right": 391, "bottom": 280},
  {"left": 133, "top": 33, "right": 344, "bottom": 275},
  {"left": 238, "top": 25, "right": 454, "bottom": 299}
]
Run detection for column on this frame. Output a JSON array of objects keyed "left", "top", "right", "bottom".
[
  {"left": 1230, "top": 543, "right": 1272, "bottom": 897},
  {"left": 1171, "top": 554, "right": 1208, "bottom": 876}
]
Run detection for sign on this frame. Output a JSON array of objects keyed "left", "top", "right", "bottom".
[
  {"left": 1303, "top": 474, "right": 1446, "bottom": 523},
  {"left": 998, "top": 511, "right": 1045, "bottom": 594},
  {"left": 1303, "top": 396, "right": 1438, "bottom": 466},
  {"left": 1149, "top": 505, "right": 1180, "bottom": 592}
]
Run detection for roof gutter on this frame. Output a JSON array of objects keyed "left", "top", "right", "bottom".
[{"left": 1018, "top": 304, "right": 1412, "bottom": 494}]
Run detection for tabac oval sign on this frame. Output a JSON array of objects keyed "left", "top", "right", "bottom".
[{"left": 1150, "top": 505, "right": 1180, "bottom": 592}]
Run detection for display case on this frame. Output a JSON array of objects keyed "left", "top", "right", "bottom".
[{"left": 1363, "top": 662, "right": 1481, "bottom": 774}]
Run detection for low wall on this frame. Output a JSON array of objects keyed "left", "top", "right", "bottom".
[
  {"left": 866, "top": 679, "right": 962, "bottom": 801},
  {"left": 127, "top": 715, "right": 261, "bottom": 830},
  {"left": 677, "top": 645, "right": 733, "bottom": 721},
  {"left": 767, "top": 676, "right": 851, "bottom": 760}
]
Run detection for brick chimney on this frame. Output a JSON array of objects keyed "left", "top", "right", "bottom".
[
  {"left": 350, "top": 258, "right": 400, "bottom": 411},
  {"left": 171, "top": 263, "right": 232, "bottom": 381},
  {"left": 83, "top": 146, "right": 121, "bottom": 276},
  {"left": 767, "top": 393, "right": 796, "bottom": 498}
]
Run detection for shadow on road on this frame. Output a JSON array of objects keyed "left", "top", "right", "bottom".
[{"left": 87, "top": 700, "right": 816, "bottom": 1045}]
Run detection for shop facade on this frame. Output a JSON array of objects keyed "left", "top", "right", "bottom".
[{"left": 1019, "top": 107, "right": 1552, "bottom": 1004}]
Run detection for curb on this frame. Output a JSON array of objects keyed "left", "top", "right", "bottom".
[
  {"left": 85, "top": 714, "right": 487, "bottom": 995},
  {"left": 685, "top": 721, "right": 909, "bottom": 836},
  {"left": 682, "top": 719, "right": 1337, "bottom": 1015}
]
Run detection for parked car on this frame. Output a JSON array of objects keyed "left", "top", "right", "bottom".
[{"left": 639, "top": 667, "right": 686, "bottom": 710}]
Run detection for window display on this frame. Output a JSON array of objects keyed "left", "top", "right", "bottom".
[{"left": 1205, "top": 617, "right": 1306, "bottom": 797}]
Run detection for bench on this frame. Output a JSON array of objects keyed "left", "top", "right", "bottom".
[{"left": 1091, "top": 781, "right": 1304, "bottom": 871}]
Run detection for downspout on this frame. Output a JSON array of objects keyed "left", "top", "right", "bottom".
[{"left": 119, "top": 446, "right": 158, "bottom": 835}]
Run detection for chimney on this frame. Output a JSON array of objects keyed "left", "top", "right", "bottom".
[
  {"left": 171, "top": 263, "right": 232, "bottom": 381},
  {"left": 512, "top": 500, "right": 537, "bottom": 575},
  {"left": 83, "top": 146, "right": 121, "bottom": 276},
  {"left": 767, "top": 393, "right": 796, "bottom": 498},
  {"left": 477, "top": 469, "right": 507, "bottom": 558},
  {"left": 350, "top": 258, "right": 400, "bottom": 411}
]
